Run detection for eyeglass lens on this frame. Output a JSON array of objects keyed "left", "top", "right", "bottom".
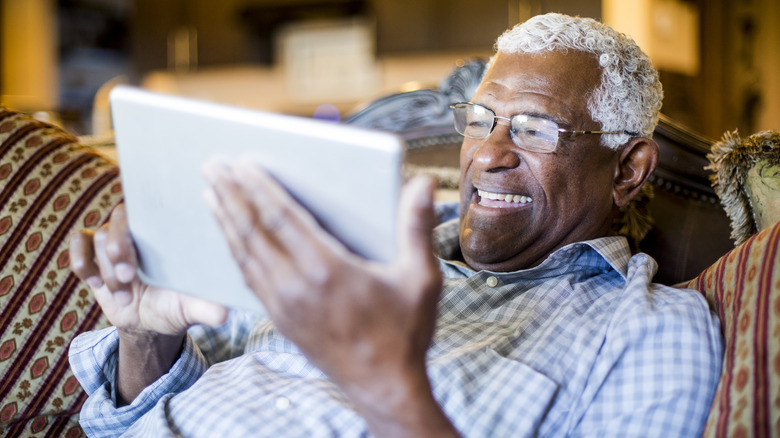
[{"left": 452, "top": 103, "right": 560, "bottom": 153}]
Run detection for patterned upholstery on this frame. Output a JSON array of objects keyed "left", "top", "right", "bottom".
[
  {"left": 0, "top": 109, "right": 121, "bottom": 437},
  {"left": 685, "top": 220, "right": 780, "bottom": 437},
  {"left": 0, "top": 99, "right": 776, "bottom": 438}
]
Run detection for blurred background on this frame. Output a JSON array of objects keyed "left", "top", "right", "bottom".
[{"left": 1, "top": 0, "right": 778, "bottom": 140}]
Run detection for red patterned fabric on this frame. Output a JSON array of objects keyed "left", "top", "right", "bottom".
[
  {"left": 1, "top": 104, "right": 777, "bottom": 437},
  {"left": 0, "top": 109, "right": 121, "bottom": 437},
  {"left": 685, "top": 221, "right": 780, "bottom": 437}
]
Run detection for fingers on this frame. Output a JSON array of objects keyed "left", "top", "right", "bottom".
[
  {"left": 202, "top": 160, "right": 333, "bottom": 262},
  {"left": 203, "top": 184, "right": 250, "bottom": 263},
  {"left": 68, "top": 230, "right": 103, "bottom": 289},
  {"left": 104, "top": 204, "right": 139, "bottom": 283},
  {"left": 202, "top": 162, "right": 257, "bottom": 244},
  {"left": 203, "top": 160, "right": 353, "bottom": 314},
  {"left": 202, "top": 161, "right": 280, "bottom": 306},
  {"left": 178, "top": 294, "right": 230, "bottom": 328},
  {"left": 231, "top": 161, "right": 327, "bottom": 256},
  {"left": 71, "top": 204, "right": 140, "bottom": 306},
  {"left": 202, "top": 161, "right": 275, "bottom": 269},
  {"left": 397, "top": 175, "right": 438, "bottom": 272},
  {"left": 93, "top": 225, "right": 133, "bottom": 305},
  {"left": 69, "top": 204, "right": 140, "bottom": 293}
]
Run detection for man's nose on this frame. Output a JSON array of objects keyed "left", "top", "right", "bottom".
[{"left": 472, "top": 119, "right": 522, "bottom": 171}]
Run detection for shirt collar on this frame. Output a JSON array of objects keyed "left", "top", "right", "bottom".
[{"left": 432, "top": 217, "right": 631, "bottom": 281}]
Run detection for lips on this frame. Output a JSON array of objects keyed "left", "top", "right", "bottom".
[{"left": 477, "top": 189, "right": 533, "bottom": 207}]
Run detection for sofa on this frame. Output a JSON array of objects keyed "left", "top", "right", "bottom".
[
  {"left": 0, "top": 61, "right": 778, "bottom": 437},
  {"left": 0, "top": 109, "right": 121, "bottom": 436}
]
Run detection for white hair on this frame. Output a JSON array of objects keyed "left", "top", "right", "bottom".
[{"left": 495, "top": 13, "right": 663, "bottom": 149}]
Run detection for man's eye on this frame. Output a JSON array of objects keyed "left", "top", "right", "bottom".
[
  {"left": 467, "top": 120, "right": 491, "bottom": 128},
  {"left": 515, "top": 127, "right": 541, "bottom": 137}
]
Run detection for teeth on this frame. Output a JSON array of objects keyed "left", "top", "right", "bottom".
[{"left": 478, "top": 189, "right": 533, "bottom": 204}]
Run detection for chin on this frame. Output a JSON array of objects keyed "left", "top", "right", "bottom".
[
  {"left": 461, "top": 238, "right": 522, "bottom": 272},
  {"left": 464, "top": 253, "right": 525, "bottom": 273}
]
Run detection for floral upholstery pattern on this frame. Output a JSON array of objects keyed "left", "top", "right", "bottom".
[
  {"left": 0, "top": 109, "right": 121, "bottom": 437},
  {"left": 685, "top": 220, "right": 780, "bottom": 437}
]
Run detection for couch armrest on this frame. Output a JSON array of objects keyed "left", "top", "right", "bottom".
[
  {"left": 684, "top": 220, "right": 780, "bottom": 437},
  {"left": 0, "top": 109, "right": 122, "bottom": 436}
]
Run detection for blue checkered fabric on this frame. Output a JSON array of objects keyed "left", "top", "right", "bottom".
[{"left": 69, "top": 212, "right": 722, "bottom": 437}]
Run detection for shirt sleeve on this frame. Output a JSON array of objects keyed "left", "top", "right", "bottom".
[
  {"left": 68, "top": 310, "right": 261, "bottom": 438},
  {"left": 187, "top": 309, "right": 261, "bottom": 365},
  {"left": 571, "top": 280, "right": 723, "bottom": 437}
]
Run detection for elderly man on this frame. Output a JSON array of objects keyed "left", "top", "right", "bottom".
[{"left": 68, "top": 13, "right": 722, "bottom": 437}]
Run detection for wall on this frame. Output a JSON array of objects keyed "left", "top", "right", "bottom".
[
  {"left": 130, "top": 0, "right": 514, "bottom": 74},
  {"left": 605, "top": 0, "right": 780, "bottom": 139},
  {"left": 756, "top": 0, "right": 779, "bottom": 133},
  {"left": 1, "top": 0, "right": 776, "bottom": 137},
  {"left": 371, "top": 0, "right": 510, "bottom": 54},
  {"left": 0, "top": 0, "right": 58, "bottom": 111}
]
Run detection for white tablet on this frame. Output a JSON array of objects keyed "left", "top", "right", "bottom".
[{"left": 109, "top": 86, "right": 404, "bottom": 313}]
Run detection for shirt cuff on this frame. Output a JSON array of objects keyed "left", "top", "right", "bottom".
[{"left": 69, "top": 326, "right": 209, "bottom": 436}]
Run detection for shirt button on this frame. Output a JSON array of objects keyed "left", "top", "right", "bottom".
[
  {"left": 275, "top": 397, "right": 291, "bottom": 410},
  {"left": 486, "top": 276, "right": 498, "bottom": 287}
]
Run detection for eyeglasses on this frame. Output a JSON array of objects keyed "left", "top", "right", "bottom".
[{"left": 450, "top": 102, "right": 638, "bottom": 153}]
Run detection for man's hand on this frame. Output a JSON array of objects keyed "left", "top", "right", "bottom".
[
  {"left": 69, "top": 204, "right": 229, "bottom": 405},
  {"left": 204, "top": 162, "right": 458, "bottom": 437}
]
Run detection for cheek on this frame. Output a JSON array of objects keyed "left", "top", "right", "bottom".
[
  {"left": 537, "top": 157, "right": 606, "bottom": 204},
  {"left": 548, "top": 159, "right": 615, "bottom": 212},
  {"left": 458, "top": 140, "right": 482, "bottom": 193},
  {"left": 525, "top": 156, "right": 563, "bottom": 192},
  {"left": 459, "top": 140, "right": 478, "bottom": 169}
]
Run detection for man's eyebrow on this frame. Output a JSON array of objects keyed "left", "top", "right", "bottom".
[{"left": 522, "top": 111, "right": 569, "bottom": 127}]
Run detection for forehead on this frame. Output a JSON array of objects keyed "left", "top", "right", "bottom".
[{"left": 474, "top": 51, "right": 601, "bottom": 121}]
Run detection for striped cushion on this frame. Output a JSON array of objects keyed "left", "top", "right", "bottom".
[
  {"left": 0, "top": 109, "right": 121, "bottom": 437},
  {"left": 685, "top": 221, "right": 780, "bottom": 437}
]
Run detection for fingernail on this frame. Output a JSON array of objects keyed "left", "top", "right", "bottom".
[
  {"left": 114, "top": 290, "right": 132, "bottom": 306},
  {"left": 86, "top": 276, "right": 104, "bottom": 289},
  {"left": 115, "top": 262, "right": 136, "bottom": 283}
]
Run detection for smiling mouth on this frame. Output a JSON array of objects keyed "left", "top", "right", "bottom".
[{"left": 477, "top": 189, "right": 533, "bottom": 207}]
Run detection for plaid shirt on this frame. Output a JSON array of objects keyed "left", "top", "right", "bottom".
[{"left": 69, "top": 212, "right": 722, "bottom": 438}]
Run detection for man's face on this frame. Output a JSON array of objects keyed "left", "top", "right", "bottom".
[{"left": 458, "top": 50, "right": 621, "bottom": 272}]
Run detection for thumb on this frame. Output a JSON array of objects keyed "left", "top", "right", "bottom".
[
  {"left": 396, "top": 175, "right": 437, "bottom": 271},
  {"left": 180, "top": 295, "right": 230, "bottom": 327}
]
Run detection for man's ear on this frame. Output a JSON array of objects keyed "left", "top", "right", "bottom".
[{"left": 613, "top": 137, "right": 659, "bottom": 208}]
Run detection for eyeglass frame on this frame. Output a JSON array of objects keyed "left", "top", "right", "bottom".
[{"left": 449, "top": 102, "right": 639, "bottom": 153}]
